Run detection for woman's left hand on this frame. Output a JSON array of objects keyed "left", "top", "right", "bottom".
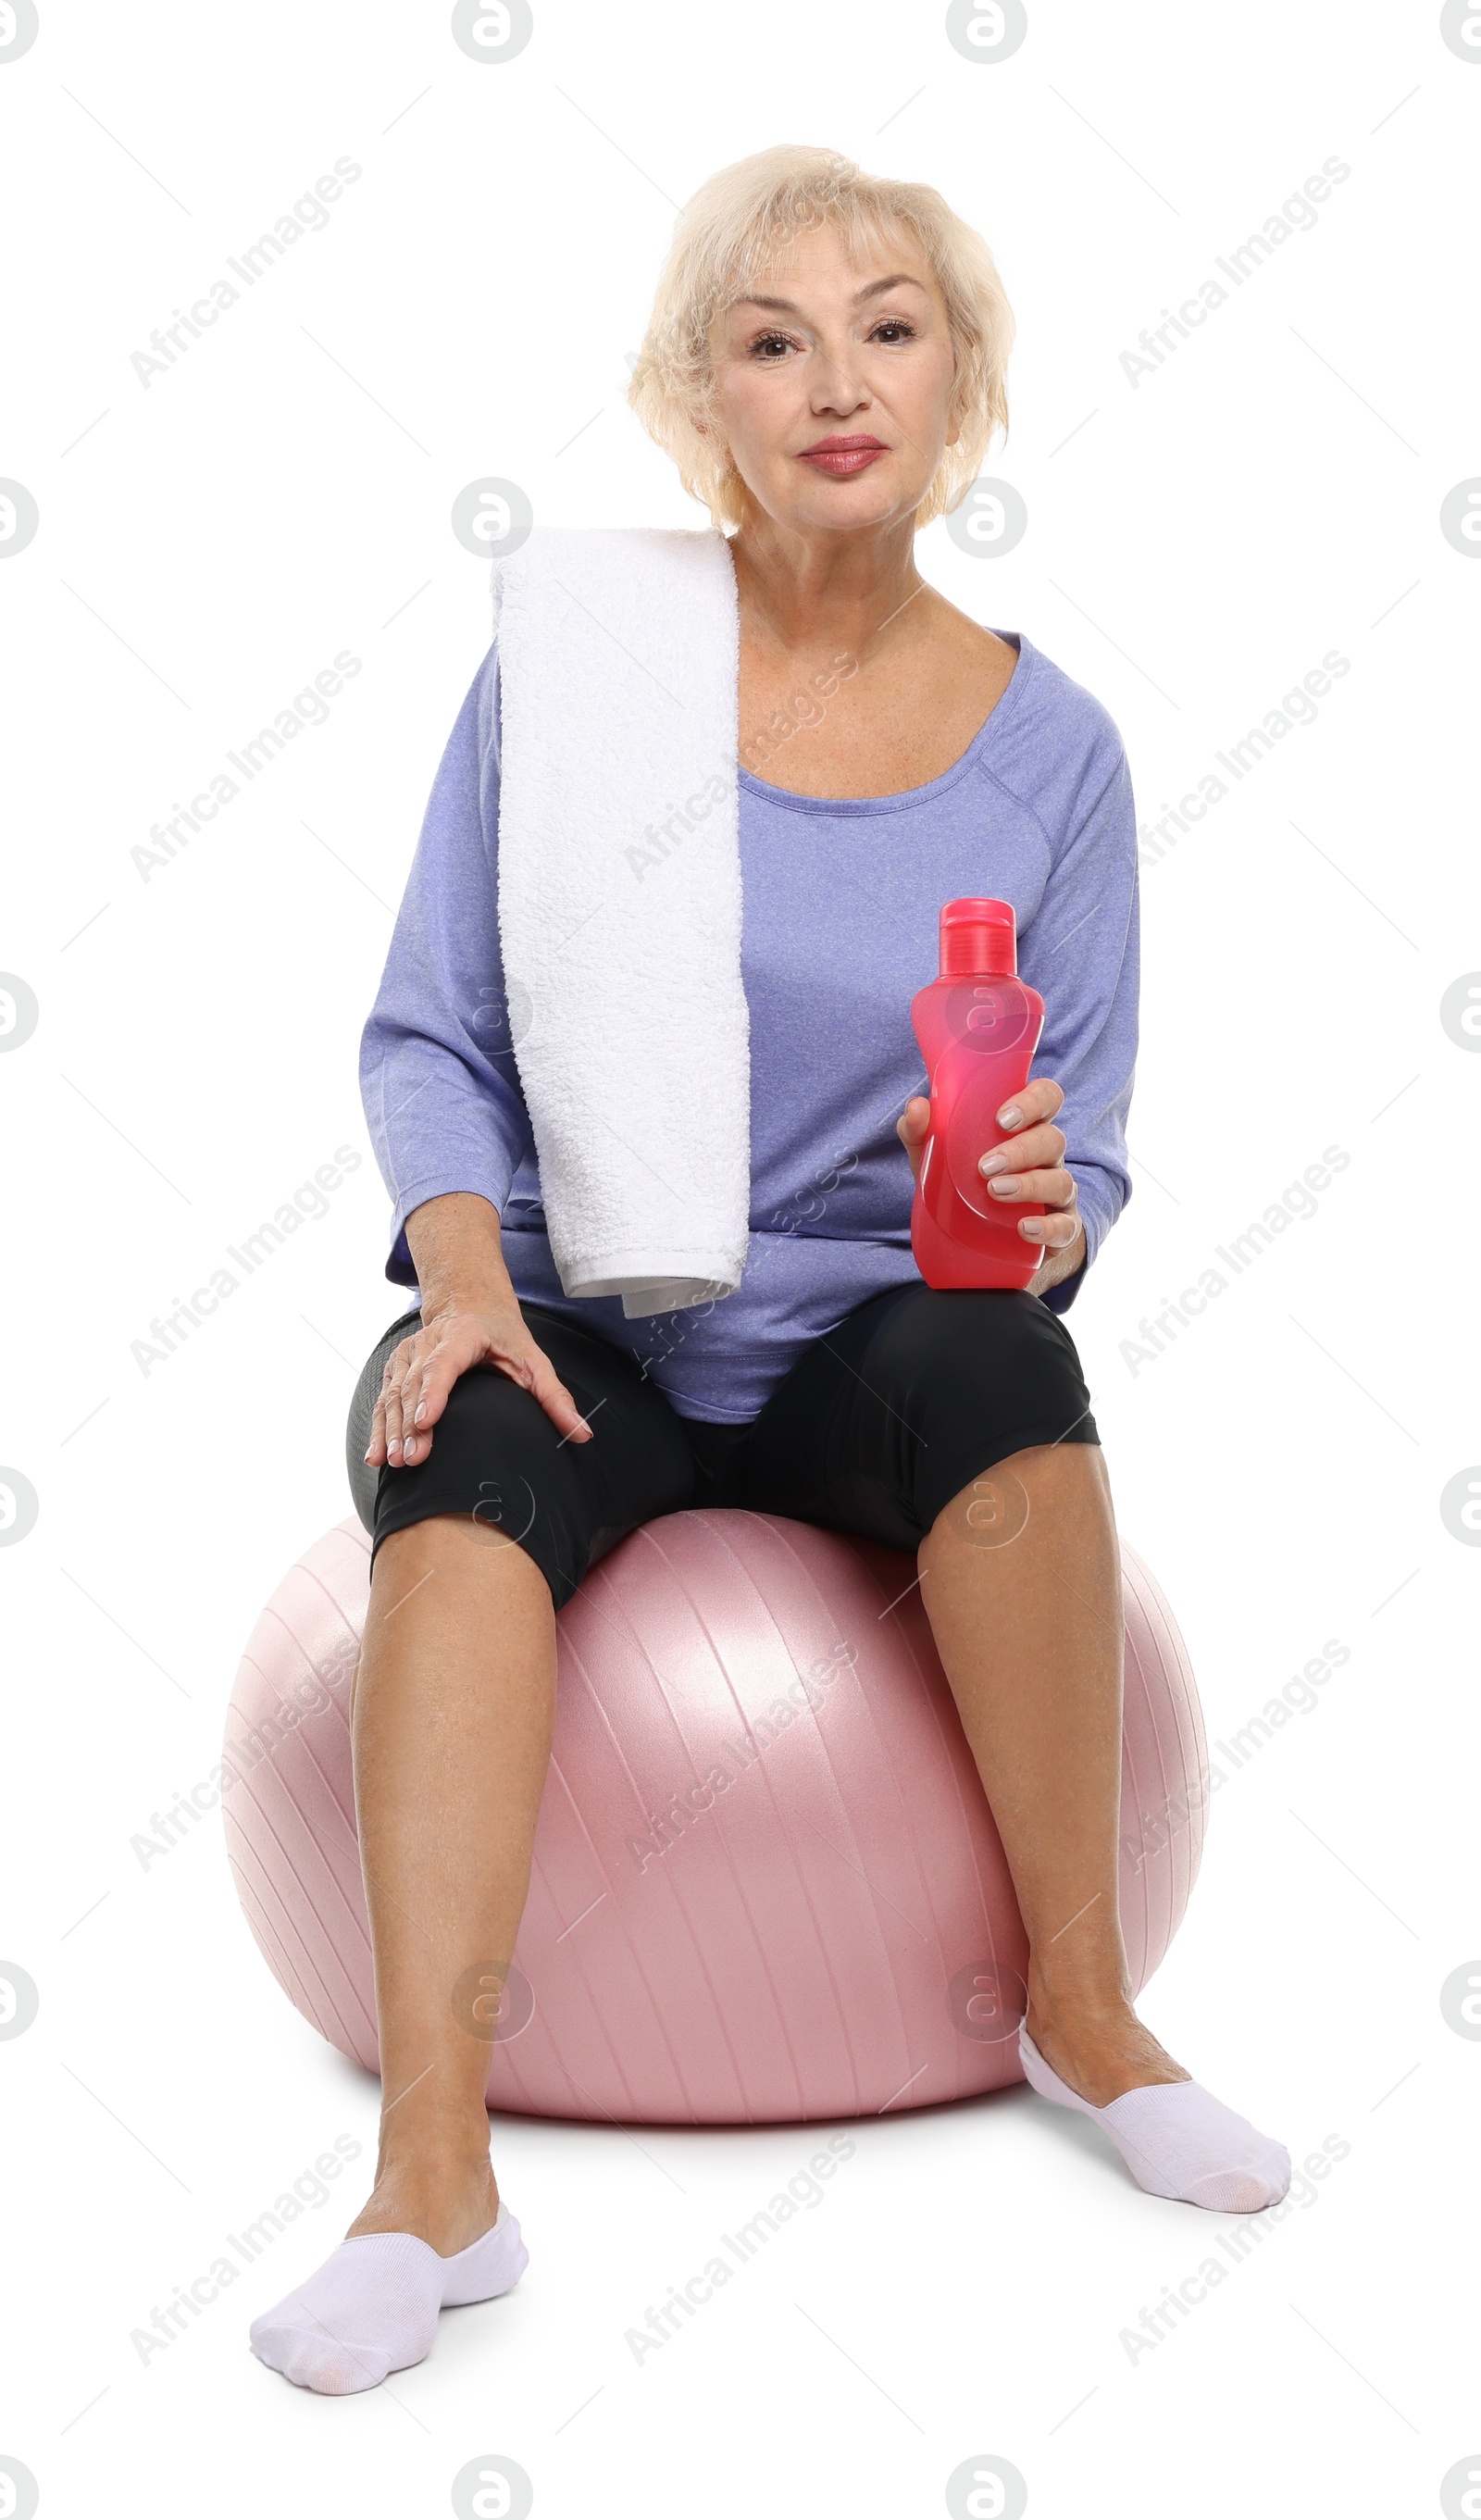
[{"left": 897, "top": 1077, "right": 1086, "bottom": 1289}]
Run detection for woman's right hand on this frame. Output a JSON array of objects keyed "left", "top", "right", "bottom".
[{"left": 365, "top": 1296, "right": 594, "bottom": 1469}]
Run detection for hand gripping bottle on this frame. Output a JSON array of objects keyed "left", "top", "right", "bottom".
[{"left": 910, "top": 897, "right": 1046, "bottom": 1290}]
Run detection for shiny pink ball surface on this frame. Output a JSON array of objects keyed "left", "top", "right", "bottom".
[{"left": 223, "top": 1511, "right": 1206, "bottom": 2124}]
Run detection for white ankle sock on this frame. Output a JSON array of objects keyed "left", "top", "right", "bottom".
[
  {"left": 1018, "top": 2027, "right": 1290, "bottom": 2214},
  {"left": 249, "top": 2200, "right": 528, "bottom": 2394}
]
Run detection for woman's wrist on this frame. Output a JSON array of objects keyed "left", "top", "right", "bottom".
[
  {"left": 419, "top": 1284, "right": 516, "bottom": 1328},
  {"left": 404, "top": 1192, "right": 516, "bottom": 1326}
]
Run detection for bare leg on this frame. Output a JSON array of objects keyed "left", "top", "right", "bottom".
[
  {"left": 345, "top": 1514, "right": 556, "bottom": 2252},
  {"left": 918, "top": 1441, "right": 1188, "bottom": 2107}
]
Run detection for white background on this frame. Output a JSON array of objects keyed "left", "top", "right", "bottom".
[{"left": 3, "top": 1, "right": 1478, "bottom": 2513}]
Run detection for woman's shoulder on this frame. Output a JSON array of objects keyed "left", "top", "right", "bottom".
[
  {"left": 972, "top": 627, "right": 1133, "bottom": 856},
  {"left": 1002, "top": 632, "right": 1127, "bottom": 764},
  {"left": 975, "top": 630, "right": 1131, "bottom": 842}
]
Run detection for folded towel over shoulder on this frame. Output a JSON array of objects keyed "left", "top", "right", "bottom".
[{"left": 492, "top": 525, "right": 751, "bottom": 1320}]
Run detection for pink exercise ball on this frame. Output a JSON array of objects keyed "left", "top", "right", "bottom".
[{"left": 223, "top": 1511, "right": 1206, "bottom": 2125}]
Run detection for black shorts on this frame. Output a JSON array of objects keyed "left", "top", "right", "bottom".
[{"left": 345, "top": 1283, "right": 1100, "bottom": 1613}]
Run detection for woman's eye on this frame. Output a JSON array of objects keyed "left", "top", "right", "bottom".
[
  {"left": 871, "top": 318, "right": 916, "bottom": 344},
  {"left": 750, "top": 331, "right": 793, "bottom": 360}
]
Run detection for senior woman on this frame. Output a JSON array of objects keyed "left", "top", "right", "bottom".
[{"left": 250, "top": 145, "right": 1288, "bottom": 2396}]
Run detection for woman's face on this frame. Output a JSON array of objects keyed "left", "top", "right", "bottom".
[{"left": 704, "top": 218, "right": 959, "bottom": 539}]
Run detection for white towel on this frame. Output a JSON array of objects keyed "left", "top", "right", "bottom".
[{"left": 491, "top": 525, "right": 751, "bottom": 1319}]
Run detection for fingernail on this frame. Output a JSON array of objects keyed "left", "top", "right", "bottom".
[
  {"left": 1021, "top": 1219, "right": 1045, "bottom": 1238},
  {"left": 414, "top": 1403, "right": 427, "bottom": 1424},
  {"left": 989, "top": 1176, "right": 1020, "bottom": 1196},
  {"left": 363, "top": 1450, "right": 374, "bottom": 1464},
  {"left": 997, "top": 1104, "right": 1023, "bottom": 1129},
  {"left": 979, "top": 1153, "right": 1008, "bottom": 1178}
]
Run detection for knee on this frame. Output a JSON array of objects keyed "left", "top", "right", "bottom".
[
  {"left": 440, "top": 1360, "right": 555, "bottom": 1445},
  {"left": 924, "top": 1447, "right": 1106, "bottom": 1574}
]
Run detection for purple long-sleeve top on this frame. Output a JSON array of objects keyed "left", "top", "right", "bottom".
[{"left": 359, "top": 629, "right": 1139, "bottom": 1423}]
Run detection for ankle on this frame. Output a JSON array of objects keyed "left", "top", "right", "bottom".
[
  {"left": 372, "top": 2098, "right": 492, "bottom": 2173},
  {"left": 1026, "top": 1966, "right": 1133, "bottom": 2035},
  {"left": 350, "top": 2150, "right": 499, "bottom": 2253},
  {"left": 370, "top": 2133, "right": 493, "bottom": 2193},
  {"left": 1022, "top": 1993, "right": 1189, "bottom": 2105}
]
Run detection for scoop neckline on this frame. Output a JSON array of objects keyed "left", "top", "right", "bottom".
[{"left": 735, "top": 629, "right": 1033, "bottom": 817}]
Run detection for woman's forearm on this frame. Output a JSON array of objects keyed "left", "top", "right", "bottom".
[{"left": 404, "top": 1192, "right": 515, "bottom": 1320}]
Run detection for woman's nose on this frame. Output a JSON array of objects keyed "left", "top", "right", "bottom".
[{"left": 810, "top": 359, "right": 870, "bottom": 416}]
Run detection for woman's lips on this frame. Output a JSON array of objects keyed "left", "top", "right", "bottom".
[{"left": 797, "top": 440, "right": 888, "bottom": 476}]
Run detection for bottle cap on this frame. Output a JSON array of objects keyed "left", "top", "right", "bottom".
[{"left": 940, "top": 897, "right": 1016, "bottom": 979}]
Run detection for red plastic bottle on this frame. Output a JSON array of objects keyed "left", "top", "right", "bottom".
[{"left": 910, "top": 897, "right": 1046, "bottom": 1290}]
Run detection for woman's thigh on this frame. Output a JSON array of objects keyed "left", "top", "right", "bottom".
[
  {"left": 738, "top": 1283, "right": 1101, "bottom": 1553},
  {"left": 344, "top": 1305, "right": 699, "bottom": 1611}
]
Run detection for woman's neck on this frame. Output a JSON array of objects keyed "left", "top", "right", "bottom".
[{"left": 729, "top": 508, "right": 927, "bottom": 665}]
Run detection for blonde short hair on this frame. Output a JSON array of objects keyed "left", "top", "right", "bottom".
[{"left": 628, "top": 143, "right": 1014, "bottom": 532}]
